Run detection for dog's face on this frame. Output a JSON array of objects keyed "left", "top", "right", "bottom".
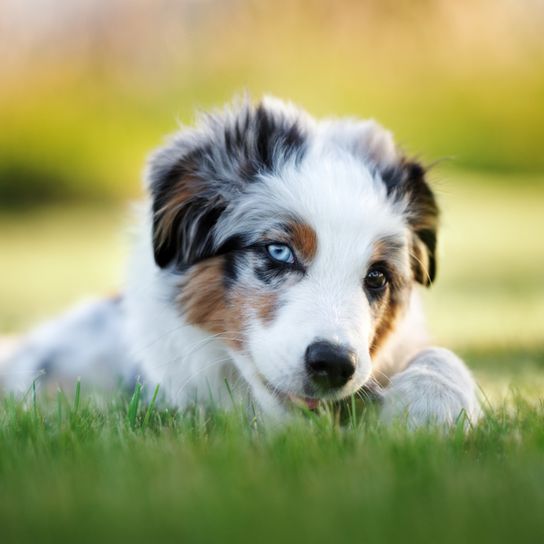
[{"left": 148, "top": 97, "right": 438, "bottom": 414}]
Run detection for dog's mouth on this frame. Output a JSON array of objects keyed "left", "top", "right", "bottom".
[
  {"left": 260, "top": 378, "right": 326, "bottom": 412},
  {"left": 257, "top": 372, "right": 383, "bottom": 413},
  {"left": 286, "top": 394, "right": 321, "bottom": 411},
  {"left": 266, "top": 382, "right": 383, "bottom": 413}
]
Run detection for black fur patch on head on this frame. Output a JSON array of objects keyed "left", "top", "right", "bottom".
[
  {"left": 216, "top": 234, "right": 251, "bottom": 287},
  {"left": 253, "top": 256, "right": 293, "bottom": 286},
  {"left": 381, "top": 160, "right": 439, "bottom": 286},
  {"left": 149, "top": 99, "right": 308, "bottom": 269}
]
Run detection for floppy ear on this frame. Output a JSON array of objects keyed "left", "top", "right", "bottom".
[
  {"left": 382, "top": 160, "right": 439, "bottom": 286},
  {"left": 149, "top": 141, "right": 227, "bottom": 269},
  {"left": 147, "top": 98, "right": 309, "bottom": 269}
]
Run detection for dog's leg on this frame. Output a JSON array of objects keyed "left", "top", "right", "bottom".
[{"left": 380, "top": 347, "right": 481, "bottom": 429}]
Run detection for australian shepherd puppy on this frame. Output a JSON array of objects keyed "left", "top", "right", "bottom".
[{"left": 2, "top": 96, "right": 481, "bottom": 427}]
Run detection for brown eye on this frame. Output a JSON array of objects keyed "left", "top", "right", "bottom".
[{"left": 365, "top": 268, "right": 388, "bottom": 291}]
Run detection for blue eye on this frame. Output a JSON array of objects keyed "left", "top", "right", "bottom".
[{"left": 266, "top": 243, "right": 295, "bottom": 264}]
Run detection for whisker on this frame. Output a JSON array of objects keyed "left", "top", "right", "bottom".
[
  {"left": 172, "top": 356, "right": 234, "bottom": 399},
  {"left": 151, "top": 331, "right": 244, "bottom": 370},
  {"left": 408, "top": 247, "right": 433, "bottom": 285},
  {"left": 128, "top": 323, "right": 199, "bottom": 360}
]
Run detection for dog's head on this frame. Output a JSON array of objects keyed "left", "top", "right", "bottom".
[{"left": 147, "top": 96, "right": 438, "bottom": 414}]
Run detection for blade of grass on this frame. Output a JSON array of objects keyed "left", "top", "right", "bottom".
[
  {"left": 143, "top": 383, "right": 160, "bottom": 429},
  {"left": 224, "top": 378, "right": 235, "bottom": 408},
  {"left": 73, "top": 378, "right": 81, "bottom": 414},
  {"left": 350, "top": 394, "right": 358, "bottom": 430},
  {"left": 56, "top": 388, "right": 63, "bottom": 428},
  {"left": 127, "top": 380, "right": 143, "bottom": 430},
  {"left": 32, "top": 379, "right": 38, "bottom": 422}
]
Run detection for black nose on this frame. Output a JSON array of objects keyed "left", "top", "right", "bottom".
[{"left": 305, "top": 341, "right": 357, "bottom": 390}]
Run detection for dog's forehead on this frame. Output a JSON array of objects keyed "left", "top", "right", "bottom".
[
  {"left": 283, "top": 153, "right": 408, "bottom": 265},
  {"left": 283, "top": 150, "right": 403, "bottom": 228},
  {"left": 217, "top": 148, "right": 407, "bottom": 257}
]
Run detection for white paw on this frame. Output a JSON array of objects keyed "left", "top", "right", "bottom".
[{"left": 380, "top": 347, "right": 482, "bottom": 429}]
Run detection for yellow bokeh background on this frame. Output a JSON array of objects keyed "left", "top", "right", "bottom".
[{"left": 1, "top": 1, "right": 543, "bottom": 388}]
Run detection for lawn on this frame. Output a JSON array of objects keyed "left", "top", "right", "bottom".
[
  {"left": 1, "top": 387, "right": 544, "bottom": 544},
  {"left": 0, "top": 173, "right": 543, "bottom": 543}
]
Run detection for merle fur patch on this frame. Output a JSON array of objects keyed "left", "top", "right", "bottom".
[{"left": 149, "top": 99, "right": 309, "bottom": 269}]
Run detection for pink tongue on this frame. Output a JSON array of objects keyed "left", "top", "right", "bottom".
[
  {"left": 288, "top": 394, "right": 321, "bottom": 410},
  {"left": 304, "top": 398, "right": 320, "bottom": 410}
]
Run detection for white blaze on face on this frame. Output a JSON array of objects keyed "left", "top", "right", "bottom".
[{"left": 242, "top": 149, "right": 409, "bottom": 400}]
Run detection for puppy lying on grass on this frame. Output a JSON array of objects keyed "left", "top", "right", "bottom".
[{"left": 2, "top": 96, "right": 481, "bottom": 428}]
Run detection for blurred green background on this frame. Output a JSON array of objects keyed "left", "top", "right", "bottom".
[{"left": 0, "top": 0, "right": 543, "bottom": 397}]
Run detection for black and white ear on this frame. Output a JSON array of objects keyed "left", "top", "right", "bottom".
[
  {"left": 382, "top": 160, "right": 439, "bottom": 286},
  {"left": 148, "top": 136, "right": 227, "bottom": 269},
  {"left": 147, "top": 98, "right": 309, "bottom": 269}
]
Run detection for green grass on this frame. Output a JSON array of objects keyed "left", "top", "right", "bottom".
[{"left": 1, "top": 375, "right": 544, "bottom": 544}]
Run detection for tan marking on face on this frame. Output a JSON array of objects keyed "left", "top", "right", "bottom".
[
  {"left": 368, "top": 236, "right": 411, "bottom": 356},
  {"left": 369, "top": 287, "right": 409, "bottom": 358},
  {"left": 289, "top": 221, "right": 317, "bottom": 262},
  {"left": 154, "top": 186, "right": 194, "bottom": 249},
  {"left": 153, "top": 165, "right": 209, "bottom": 251},
  {"left": 255, "top": 292, "right": 279, "bottom": 324},
  {"left": 178, "top": 257, "right": 244, "bottom": 350},
  {"left": 371, "top": 235, "right": 408, "bottom": 274},
  {"left": 230, "top": 289, "right": 279, "bottom": 327}
]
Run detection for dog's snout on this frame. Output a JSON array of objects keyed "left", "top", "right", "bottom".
[{"left": 305, "top": 341, "right": 357, "bottom": 390}]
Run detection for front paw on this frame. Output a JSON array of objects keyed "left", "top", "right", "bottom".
[{"left": 380, "top": 348, "right": 481, "bottom": 429}]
